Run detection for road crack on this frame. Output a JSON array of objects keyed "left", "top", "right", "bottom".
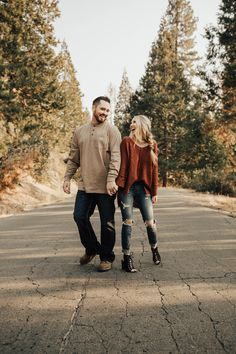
[
  {"left": 153, "top": 278, "right": 181, "bottom": 353},
  {"left": 59, "top": 273, "right": 91, "bottom": 354},
  {"left": 113, "top": 271, "right": 132, "bottom": 351},
  {"left": 178, "top": 272, "right": 228, "bottom": 353}
]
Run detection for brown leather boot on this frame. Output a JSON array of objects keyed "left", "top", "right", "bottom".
[
  {"left": 97, "top": 260, "right": 112, "bottom": 272},
  {"left": 80, "top": 254, "right": 96, "bottom": 265}
]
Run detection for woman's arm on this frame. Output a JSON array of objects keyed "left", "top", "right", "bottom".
[
  {"left": 151, "top": 143, "right": 158, "bottom": 196},
  {"left": 116, "top": 138, "right": 129, "bottom": 188}
]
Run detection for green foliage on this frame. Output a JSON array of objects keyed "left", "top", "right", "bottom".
[
  {"left": 0, "top": 0, "right": 63, "bottom": 155},
  {"left": 127, "top": 0, "right": 231, "bottom": 193},
  {"left": 165, "top": 0, "right": 198, "bottom": 77},
  {"left": 0, "top": 0, "right": 85, "bottom": 189},
  {"left": 56, "top": 41, "right": 85, "bottom": 151},
  {"left": 182, "top": 169, "right": 236, "bottom": 197},
  {"left": 129, "top": 12, "right": 195, "bottom": 186},
  {"left": 204, "top": 0, "right": 236, "bottom": 124},
  {"left": 114, "top": 69, "right": 133, "bottom": 135},
  {"left": 202, "top": 0, "right": 236, "bottom": 191}
]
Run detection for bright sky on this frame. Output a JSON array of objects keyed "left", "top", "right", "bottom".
[{"left": 54, "top": 0, "right": 221, "bottom": 111}]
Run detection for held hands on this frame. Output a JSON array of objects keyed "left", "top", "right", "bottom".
[
  {"left": 63, "top": 180, "right": 71, "bottom": 194},
  {"left": 152, "top": 195, "right": 158, "bottom": 204},
  {"left": 107, "top": 181, "right": 118, "bottom": 196}
]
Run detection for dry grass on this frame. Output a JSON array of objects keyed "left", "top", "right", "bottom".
[{"left": 169, "top": 187, "right": 236, "bottom": 217}]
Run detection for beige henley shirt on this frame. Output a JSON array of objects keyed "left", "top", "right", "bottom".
[{"left": 64, "top": 121, "right": 121, "bottom": 193}]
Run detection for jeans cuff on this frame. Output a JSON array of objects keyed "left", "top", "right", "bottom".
[{"left": 122, "top": 249, "right": 131, "bottom": 255}]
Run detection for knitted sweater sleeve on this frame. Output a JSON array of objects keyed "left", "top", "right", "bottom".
[
  {"left": 116, "top": 137, "right": 129, "bottom": 188},
  {"left": 151, "top": 143, "right": 158, "bottom": 196},
  {"left": 64, "top": 127, "right": 80, "bottom": 181},
  {"left": 107, "top": 125, "right": 121, "bottom": 183}
]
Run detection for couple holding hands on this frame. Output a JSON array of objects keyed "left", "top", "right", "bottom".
[{"left": 63, "top": 96, "right": 161, "bottom": 273}]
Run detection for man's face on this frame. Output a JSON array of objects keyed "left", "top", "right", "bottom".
[{"left": 92, "top": 100, "right": 110, "bottom": 124}]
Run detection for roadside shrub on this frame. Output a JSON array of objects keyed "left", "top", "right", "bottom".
[{"left": 182, "top": 169, "right": 236, "bottom": 197}]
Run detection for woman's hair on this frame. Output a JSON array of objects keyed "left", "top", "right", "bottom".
[{"left": 129, "top": 115, "right": 158, "bottom": 165}]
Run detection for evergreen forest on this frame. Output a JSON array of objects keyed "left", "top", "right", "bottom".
[
  {"left": 0, "top": 0, "right": 235, "bottom": 197},
  {"left": 115, "top": 0, "right": 235, "bottom": 195}
]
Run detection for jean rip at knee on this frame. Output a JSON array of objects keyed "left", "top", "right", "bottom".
[
  {"left": 145, "top": 219, "right": 158, "bottom": 246},
  {"left": 122, "top": 219, "right": 133, "bottom": 226},
  {"left": 121, "top": 201, "right": 131, "bottom": 210}
]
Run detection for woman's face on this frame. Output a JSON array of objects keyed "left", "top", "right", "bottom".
[{"left": 130, "top": 118, "right": 138, "bottom": 132}]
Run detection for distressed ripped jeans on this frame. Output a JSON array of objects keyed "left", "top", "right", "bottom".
[{"left": 118, "top": 182, "right": 158, "bottom": 254}]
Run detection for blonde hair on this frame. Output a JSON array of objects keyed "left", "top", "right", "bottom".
[{"left": 130, "top": 115, "right": 158, "bottom": 165}]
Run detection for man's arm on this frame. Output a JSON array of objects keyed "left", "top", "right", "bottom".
[
  {"left": 63, "top": 128, "right": 80, "bottom": 194},
  {"left": 106, "top": 126, "right": 121, "bottom": 195}
]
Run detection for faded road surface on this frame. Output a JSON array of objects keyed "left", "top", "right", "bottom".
[{"left": 0, "top": 188, "right": 235, "bottom": 354}]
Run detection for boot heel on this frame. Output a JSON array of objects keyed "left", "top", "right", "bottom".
[
  {"left": 152, "top": 247, "right": 161, "bottom": 265},
  {"left": 121, "top": 260, "right": 125, "bottom": 270}
]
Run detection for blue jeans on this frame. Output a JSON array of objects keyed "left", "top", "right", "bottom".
[
  {"left": 73, "top": 191, "right": 116, "bottom": 262},
  {"left": 118, "top": 182, "right": 158, "bottom": 254}
]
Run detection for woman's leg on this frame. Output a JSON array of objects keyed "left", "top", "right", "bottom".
[
  {"left": 119, "top": 188, "right": 137, "bottom": 272},
  {"left": 135, "top": 188, "right": 157, "bottom": 247},
  {"left": 134, "top": 183, "right": 161, "bottom": 264},
  {"left": 118, "top": 188, "right": 134, "bottom": 255}
]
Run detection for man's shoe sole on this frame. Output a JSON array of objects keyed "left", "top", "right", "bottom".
[
  {"left": 97, "top": 267, "right": 112, "bottom": 272},
  {"left": 97, "top": 262, "right": 112, "bottom": 272}
]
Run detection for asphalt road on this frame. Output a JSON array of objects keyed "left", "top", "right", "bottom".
[{"left": 0, "top": 188, "right": 235, "bottom": 354}]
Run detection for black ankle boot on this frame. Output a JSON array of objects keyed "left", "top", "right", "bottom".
[
  {"left": 152, "top": 247, "right": 161, "bottom": 265},
  {"left": 121, "top": 254, "right": 137, "bottom": 273}
]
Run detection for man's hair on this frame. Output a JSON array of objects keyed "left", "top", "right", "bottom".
[{"left": 92, "top": 96, "right": 110, "bottom": 107}]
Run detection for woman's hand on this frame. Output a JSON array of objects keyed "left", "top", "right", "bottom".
[{"left": 152, "top": 195, "right": 158, "bottom": 204}]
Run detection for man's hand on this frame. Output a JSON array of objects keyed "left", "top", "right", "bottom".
[
  {"left": 107, "top": 181, "right": 118, "bottom": 196},
  {"left": 152, "top": 195, "right": 158, "bottom": 204},
  {"left": 63, "top": 180, "right": 71, "bottom": 194}
]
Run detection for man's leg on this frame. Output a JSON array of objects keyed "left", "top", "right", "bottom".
[
  {"left": 73, "top": 191, "right": 101, "bottom": 258},
  {"left": 97, "top": 194, "right": 116, "bottom": 264}
]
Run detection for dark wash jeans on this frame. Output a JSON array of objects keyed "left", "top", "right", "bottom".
[{"left": 73, "top": 190, "right": 116, "bottom": 262}]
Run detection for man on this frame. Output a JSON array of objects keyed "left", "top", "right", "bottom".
[{"left": 63, "top": 96, "right": 121, "bottom": 272}]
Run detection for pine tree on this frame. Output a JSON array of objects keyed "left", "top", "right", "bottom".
[
  {"left": 0, "top": 0, "right": 65, "bottom": 186},
  {"left": 128, "top": 0, "right": 199, "bottom": 185},
  {"left": 205, "top": 0, "right": 236, "bottom": 124},
  {"left": 0, "top": 0, "right": 64, "bottom": 153},
  {"left": 114, "top": 69, "right": 133, "bottom": 134},
  {"left": 165, "top": 0, "right": 198, "bottom": 78},
  {"left": 130, "top": 18, "right": 191, "bottom": 186},
  {"left": 128, "top": 0, "right": 225, "bottom": 188},
  {"left": 57, "top": 41, "right": 85, "bottom": 150},
  {"left": 107, "top": 82, "right": 117, "bottom": 125},
  {"left": 202, "top": 0, "right": 236, "bottom": 192}
]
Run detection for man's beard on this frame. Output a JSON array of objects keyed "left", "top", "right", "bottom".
[{"left": 94, "top": 113, "right": 107, "bottom": 123}]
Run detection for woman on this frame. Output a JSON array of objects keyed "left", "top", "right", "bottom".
[{"left": 116, "top": 115, "right": 161, "bottom": 272}]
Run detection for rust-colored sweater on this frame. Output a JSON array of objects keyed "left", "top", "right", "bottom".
[{"left": 116, "top": 137, "right": 158, "bottom": 196}]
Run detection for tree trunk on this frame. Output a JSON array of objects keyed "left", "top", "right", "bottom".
[{"left": 162, "top": 172, "right": 167, "bottom": 187}]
